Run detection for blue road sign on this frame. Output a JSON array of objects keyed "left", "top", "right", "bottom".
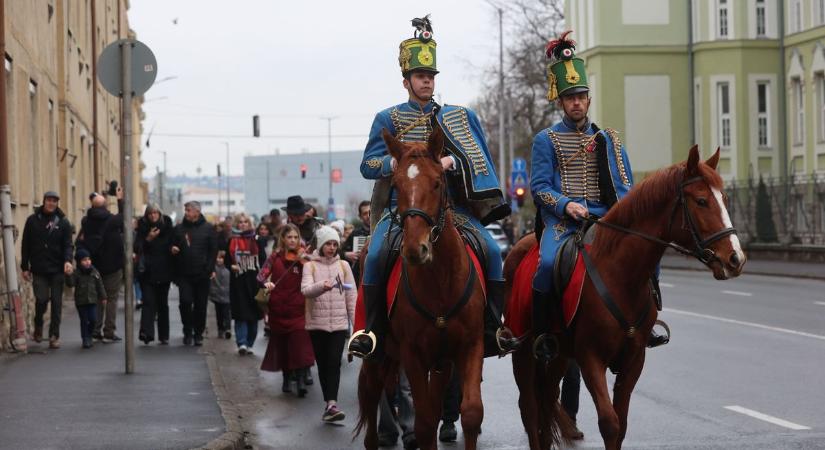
[
  {"left": 510, "top": 171, "right": 528, "bottom": 189},
  {"left": 512, "top": 158, "right": 527, "bottom": 173}
]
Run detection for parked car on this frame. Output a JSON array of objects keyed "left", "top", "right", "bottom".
[{"left": 485, "top": 223, "right": 511, "bottom": 257}]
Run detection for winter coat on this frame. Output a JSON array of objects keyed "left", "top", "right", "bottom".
[
  {"left": 301, "top": 255, "right": 356, "bottom": 332},
  {"left": 172, "top": 214, "right": 218, "bottom": 279},
  {"left": 76, "top": 200, "right": 125, "bottom": 275},
  {"left": 20, "top": 207, "right": 73, "bottom": 275},
  {"left": 225, "top": 234, "right": 263, "bottom": 321},
  {"left": 256, "top": 235, "right": 275, "bottom": 266},
  {"left": 209, "top": 264, "right": 230, "bottom": 304},
  {"left": 257, "top": 251, "right": 305, "bottom": 333},
  {"left": 134, "top": 215, "right": 175, "bottom": 284},
  {"left": 66, "top": 267, "right": 106, "bottom": 306}
]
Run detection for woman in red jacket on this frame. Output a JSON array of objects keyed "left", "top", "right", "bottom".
[{"left": 258, "top": 223, "right": 315, "bottom": 396}]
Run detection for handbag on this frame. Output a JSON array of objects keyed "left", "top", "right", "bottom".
[{"left": 254, "top": 287, "right": 269, "bottom": 312}]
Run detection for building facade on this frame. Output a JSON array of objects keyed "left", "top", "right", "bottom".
[
  {"left": 0, "top": 0, "right": 146, "bottom": 351},
  {"left": 181, "top": 186, "right": 245, "bottom": 221},
  {"left": 568, "top": 0, "right": 824, "bottom": 247},
  {"left": 244, "top": 150, "right": 373, "bottom": 222}
]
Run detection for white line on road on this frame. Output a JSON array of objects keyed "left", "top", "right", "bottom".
[
  {"left": 724, "top": 405, "right": 811, "bottom": 430},
  {"left": 659, "top": 282, "right": 674, "bottom": 288},
  {"left": 721, "top": 290, "right": 752, "bottom": 297},
  {"left": 665, "top": 308, "right": 825, "bottom": 341},
  {"left": 814, "top": 301, "right": 825, "bottom": 306}
]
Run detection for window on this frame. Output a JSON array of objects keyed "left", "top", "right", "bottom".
[
  {"left": 819, "top": 0, "right": 825, "bottom": 26},
  {"left": 790, "top": 0, "right": 802, "bottom": 33},
  {"left": 757, "top": 82, "right": 770, "bottom": 147},
  {"left": 818, "top": 74, "right": 825, "bottom": 142},
  {"left": 718, "top": 0, "right": 729, "bottom": 38},
  {"left": 756, "top": 0, "right": 766, "bottom": 37},
  {"left": 694, "top": 82, "right": 702, "bottom": 144},
  {"left": 4, "top": 54, "right": 11, "bottom": 73},
  {"left": 718, "top": 82, "right": 731, "bottom": 149},
  {"left": 28, "top": 79, "right": 37, "bottom": 96},
  {"left": 792, "top": 77, "right": 804, "bottom": 145}
]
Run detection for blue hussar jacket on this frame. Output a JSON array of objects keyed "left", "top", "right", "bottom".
[
  {"left": 530, "top": 117, "right": 634, "bottom": 239},
  {"left": 361, "top": 100, "right": 507, "bottom": 222}
]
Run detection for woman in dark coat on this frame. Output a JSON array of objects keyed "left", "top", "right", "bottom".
[
  {"left": 225, "top": 213, "right": 263, "bottom": 355},
  {"left": 258, "top": 223, "right": 315, "bottom": 396},
  {"left": 135, "top": 204, "right": 175, "bottom": 345}
]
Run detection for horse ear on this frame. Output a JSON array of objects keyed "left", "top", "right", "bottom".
[
  {"left": 705, "top": 147, "right": 720, "bottom": 170},
  {"left": 686, "top": 144, "right": 700, "bottom": 176},
  {"left": 382, "top": 128, "right": 404, "bottom": 161},
  {"left": 428, "top": 126, "right": 445, "bottom": 162}
]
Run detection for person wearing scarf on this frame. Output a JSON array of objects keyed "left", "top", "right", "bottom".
[{"left": 225, "top": 213, "right": 263, "bottom": 354}]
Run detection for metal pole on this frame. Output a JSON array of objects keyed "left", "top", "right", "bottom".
[
  {"left": 687, "top": 0, "right": 695, "bottom": 146},
  {"left": 225, "top": 142, "right": 230, "bottom": 217},
  {"left": 497, "top": 8, "right": 506, "bottom": 189},
  {"left": 321, "top": 117, "right": 336, "bottom": 219},
  {"left": 162, "top": 150, "right": 167, "bottom": 209},
  {"left": 121, "top": 40, "right": 135, "bottom": 374},
  {"left": 266, "top": 159, "right": 271, "bottom": 206},
  {"left": 91, "top": 0, "right": 100, "bottom": 191}
]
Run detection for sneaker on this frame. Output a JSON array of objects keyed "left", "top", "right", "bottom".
[
  {"left": 92, "top": 332, "right": 103, "bottom": 341},
  {"left": 439, "top": 421, "right": 457, "bottom": 442},
  {"left": 322, "top": 404, "right": 345, "bottom": 422},
  {"left": 245, "top": 347, "right": 254, "bottom": 355},
  {"left": 48, "top": 337, "right": 61, "bottom": 349},
  {"left": 223, "top": 330, "right": 232, "bottom": 339},
  {"left": 193, "top": 336, "right": 203, "bottom": 347},
  {"left": 33, "top": 326, "right": 43, "bottom": 343},
  {"left": 82, "top": 339, "right": 92, "bottom": 349},
  {"left": 238, "top": 345, "right": 248, "bottom": 355},
  {"left": 183, "top": 336, "right": 193, "bottom": 346},
  {"left": 159, "top": 339, "right": 169, "bottom": 345},
  {"left": 105, "top": 334, "right": 123, "bottom": 343}
]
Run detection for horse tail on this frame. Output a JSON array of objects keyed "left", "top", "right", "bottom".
[
  {"left": 352, "top": 358, "right": 397, "bottom": 442},
  {"left": 536, "top": 359, "right": 574, "bottom": 449}
]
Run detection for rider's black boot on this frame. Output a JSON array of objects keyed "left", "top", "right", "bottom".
[
  {"left": 532, "top": 289, "right": 558, "bottom": 362},
  {"left": 484, "top": 279, "right": 519, "bottom": 356},
  {"left": 647, "top": 276, "right": 670, "bottom": 348},
  {"left": 347, "top": 284, "right": 386, "bottom": 359}
]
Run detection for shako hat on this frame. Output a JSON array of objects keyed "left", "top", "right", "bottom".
[
  {"left": 545, "top": 30, "right": 589, "bottom": 101},
  {"left": 399, "top": 15, "right": 439, "bottom": 76}
]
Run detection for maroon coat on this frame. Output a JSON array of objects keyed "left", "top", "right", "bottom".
[{"left": 258, "top": 251, "right": 315, "bottom": 372}]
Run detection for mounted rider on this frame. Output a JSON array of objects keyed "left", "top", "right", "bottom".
[
  {"left": 347, "top": 15, "right": 519, "bottom": 359},
  {"left": 529, "top": 31, "right": 668, "bottom": 362}
]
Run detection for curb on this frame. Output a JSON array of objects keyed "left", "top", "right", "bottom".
[{"left": 192, "top": 339, "right": 248, "bottom": 450}]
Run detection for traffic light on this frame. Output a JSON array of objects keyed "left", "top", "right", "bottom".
[
  {"left": 515, "top": 187, "right": 526, "bottom": 207},
  {"left": 252, "top": 114, "right": 260, "bottom": 137},
  {"left": 300, "top": 163, "right": 307, "bottom": 179}
]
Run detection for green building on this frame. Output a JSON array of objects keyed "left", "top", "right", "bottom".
[{"left": 567, "top": 0, "right": 824, "bottom": 247}]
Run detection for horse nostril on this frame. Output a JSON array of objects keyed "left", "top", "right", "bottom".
[
  {"left": 730, "top": 252, "right": 741, "bottom": 267},
  {"left": 420, "top": 244, "right": 429, "bottom": 257}
]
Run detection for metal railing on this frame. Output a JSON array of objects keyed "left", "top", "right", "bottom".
[{"left": 726, "top": 173, "right": 825, "bottom": 247}]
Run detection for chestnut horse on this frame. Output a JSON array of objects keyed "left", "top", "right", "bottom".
[
  {"left": 355, "top": 127, "right": 487, "bottom": 450},
  {"left": 506, "top": 146, "right": 746, "bottom": 449}
]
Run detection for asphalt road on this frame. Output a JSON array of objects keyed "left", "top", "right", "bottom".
[{"left": 220, "top": 268, "right": 825, "bottom": 449}]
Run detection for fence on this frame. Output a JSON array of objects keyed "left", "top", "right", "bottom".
[{"left": 726, "top": 173, "right": 825, "bottom": 247}]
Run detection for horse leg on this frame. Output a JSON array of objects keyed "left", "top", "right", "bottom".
[
  {"left": 355, "top": 359, "right": 385, "bottom": 450},
  {"left": 512, "top": 343, "right": 542, "bottom": 450},
  {"left": 456, "top": 343, "right": 484, "bottom": 450},
  {"left": 612, "top": 349, "right": 646, "bottom": 450},
  {"left": 579, "top": 354, "right": 621, "bottom": 450},
  {"left": 403, "top": 348, "right": 439, "bottom": 450}
]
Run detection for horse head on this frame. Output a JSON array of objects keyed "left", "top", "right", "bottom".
[
  {"left": 674, "top": 145, "right": 746, "bottom": 279},
  {"left": 382, "top": 127, "right": 448, "bottom": 265}
]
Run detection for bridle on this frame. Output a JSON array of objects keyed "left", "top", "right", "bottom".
[
  {"left": 391, "top": 159, "right": 450, "bottom": 243},
  {"left": 583, "top": 175, "right": 737, "bottom": 269}
]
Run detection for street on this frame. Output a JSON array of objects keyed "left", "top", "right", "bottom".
[{"left": 214, "top": 268, "right": 825, "bottom": 449}]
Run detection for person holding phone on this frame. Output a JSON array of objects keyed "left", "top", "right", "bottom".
[{"left": 134, "top": 203, "right": 175, "bottom": 345}]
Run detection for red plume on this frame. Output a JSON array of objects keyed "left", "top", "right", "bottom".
[{"left": 545, "top": 30, "right": 576, "bottom": 59}]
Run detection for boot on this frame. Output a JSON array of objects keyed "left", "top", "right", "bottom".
[
  {"left": 532, "top": 289, "right": 558, "bottom": 362},
  {"left": 282, "top": 371, "right": 293, "bottom": 393},
  {"left": 33, "top": 326, "right": 43, "bottom": 343},
  {"left": 296, "top": 368, "right": 308, "bottom": 398},
  {"left": 484, "top": 280, "right": 519, "bottom": 355},
  {"left": 347, "top": 284, "right": 386, "bottom": 359}
]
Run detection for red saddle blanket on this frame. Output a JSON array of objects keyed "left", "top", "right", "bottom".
[
  {"left": 353, "top": 245, "right": 486, "bottom": 331},
  {"left": 503, "top": 243, "right": 589, "bottom": 338}
]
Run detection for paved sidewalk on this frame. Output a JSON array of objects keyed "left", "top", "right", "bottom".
[
  {"left": 661, "top": 250, "right": 825, "bottom": 280},
  {"left": 0, "top": 287, "right": 225, "bottom": 450}
]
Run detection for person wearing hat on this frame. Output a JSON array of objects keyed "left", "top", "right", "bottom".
[
  {"left": 282, "top": 195, "right": 322, "bottom": 249},
  {"left": 65, "top": 248, "right": 107, "bottom": 349},
  {"left": 348, "top": 15, "right": 517, "bottom": 363},
  {"left": 529, "top": 31, "right": 666, "bottom": 366},
  {"left": 20, "top": 191, "right": 74, "bottom": 348}
]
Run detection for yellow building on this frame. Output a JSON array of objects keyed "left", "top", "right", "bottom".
[{"left": 0, "top": 0, "right": 146, "bottom": 351}]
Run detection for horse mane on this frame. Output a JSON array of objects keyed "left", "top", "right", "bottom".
[{"left": 597, "top": 159, "right": 722, "bottom": 253}]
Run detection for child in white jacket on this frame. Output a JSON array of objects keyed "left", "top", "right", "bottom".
[{"left": 301, "top": 226, "right": 356, "bottom": 422}]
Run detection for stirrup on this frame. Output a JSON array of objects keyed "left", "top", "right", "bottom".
[
  {"left": 532, "top": 333, "right": 559, "bottom": 362},
  {"left": 495, "top": 327, "right": 521, "bottom": 356},
  {"left": 347, "top": 330, "right": 377, "bottom": 359},
  {"left": 647, "top": 319, "right": 671, "bottom": 348}
]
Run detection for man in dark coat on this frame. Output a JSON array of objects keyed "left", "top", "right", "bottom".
[
  {"left": 341, "top": 200, "right": 370, "bottom": 285},
  {"left": 282, "top": 195, "right": 321, "bottom": 250},
  {"left": 76, "top": 188, "right": 125, "bottom": 342},
  {"left": 171, "top": 201, "right": 218, "bottom": 346},
  {"left": 20, "top": 191, "right": 74, "bottom": 348},
  {"left": 134, "top": 204, "right": 175, "bottom": 345}
]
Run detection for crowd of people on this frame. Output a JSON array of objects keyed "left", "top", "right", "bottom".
[{"left": 19, "top": 187, "right": 370, "bottom": 424}]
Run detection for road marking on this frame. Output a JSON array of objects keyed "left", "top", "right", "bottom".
[
  {"left": 814, "top": 301, "right": 825, "bottom": 306},
  {"left": 721, "top": 290, "right": 752, "bottom": 297},
  {"left": 665, "top": 308, "right": 825, "bottom": 341},
  {"left": 659, "top": 282, "right": 674, "bottom": 288},
  {"left": 724, "top": 405, "right": 811, "bottom": 430}
]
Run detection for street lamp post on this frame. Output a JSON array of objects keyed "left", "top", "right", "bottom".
[
  {"left": 223, "top": 142, "right": 230, "bottom": 218},
  {"left": 321, "top": 117, "right": 337, "bottom": 220}
]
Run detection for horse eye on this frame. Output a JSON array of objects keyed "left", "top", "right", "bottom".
[
  {"left": 696, "top": 198, "right": 708, "bottom": 207},
  {"left": 434, "top": 180, "right": 441, "bottom": 190}
]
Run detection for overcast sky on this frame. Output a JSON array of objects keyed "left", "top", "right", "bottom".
[{"left": 128, "top": 1, "right": 509, "bottom": 179}]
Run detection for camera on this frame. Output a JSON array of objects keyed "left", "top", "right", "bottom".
[{"left": 107, "top": 180, "right": 118, "bottom": 196}]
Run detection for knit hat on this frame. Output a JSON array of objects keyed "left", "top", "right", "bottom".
[
  {"left": 329, "top": 220, "right": 345, "bottom": 235},
  {"left": 315, "top": 226, "right": 340, "bottom": 247},
  {"left": 75, "top": 248, "right": 91, "bottom": 263}
]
